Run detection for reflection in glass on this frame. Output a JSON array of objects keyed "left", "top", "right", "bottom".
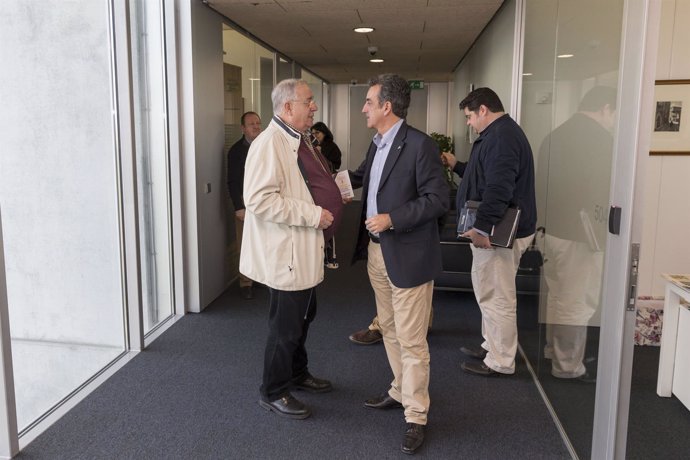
[
  {"left": 521, "top": 0, "right": 623, "bottom": 457},
  {"left": 131, "top": 0, "right": 174, "bottom": 333},
  {"left": 538, "top": 86, "right": 617, "bottom": 383}
]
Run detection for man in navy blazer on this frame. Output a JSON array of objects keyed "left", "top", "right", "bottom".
[{"left": 350, "top": 74, "right": 448, "bottom": 455}]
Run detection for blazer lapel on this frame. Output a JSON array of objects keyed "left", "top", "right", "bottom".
[
  {"left": 378, "top": 123, "right": 407, "bottom": 190},
  {"left": 362, "top": 141, "right": 378, "bottom": 195}
]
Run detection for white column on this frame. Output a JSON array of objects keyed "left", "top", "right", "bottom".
[{"left": 0, "top": 209, "right": 19, "bottom": 458}]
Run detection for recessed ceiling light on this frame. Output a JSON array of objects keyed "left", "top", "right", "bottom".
[
  {"left": 557, "top": 54, "right": 574, "bottom": 58},
  {"left": 354, "top": 27, "right": 374, "bottom": 33},
  {"left": 370, "top": 58, "right": 384, "bottom": 63},
  {"left": 522, "top": 72, "right": 533, "bottom": 76}
]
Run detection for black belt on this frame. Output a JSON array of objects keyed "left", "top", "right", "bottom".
[{"left": 369, "top": 233, "right": 380, "bottom": 244}]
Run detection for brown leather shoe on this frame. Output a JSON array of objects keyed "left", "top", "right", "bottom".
[
  {"left": 401, "top": 423, "right": 425, "bottom": 454},
  {"left": 364, "top": 393, "right": 403, "bottom": 410},
  {"left": 349, "top": 328, "right": 382, "bottom": 345}
]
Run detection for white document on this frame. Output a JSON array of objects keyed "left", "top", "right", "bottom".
[{"left": 334, "top": 170, "right": 354, "bottom": 199}]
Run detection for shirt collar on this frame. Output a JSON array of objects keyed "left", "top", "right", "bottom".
[{"left": 373, "top": 119, "right": 404, "bottom": 149}]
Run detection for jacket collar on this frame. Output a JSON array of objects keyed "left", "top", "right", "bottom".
[
  {"left": 478, "top": 113, "right": 511, "bottom": 141},
  {"left": 272, "top": 115, "right": 301, "bottom": 140}
]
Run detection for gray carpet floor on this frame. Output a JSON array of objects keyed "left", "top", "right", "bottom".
[{"left": 17, "top": 207, "right": 570, "bottom": 459}]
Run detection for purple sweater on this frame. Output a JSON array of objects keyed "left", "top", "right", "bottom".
[{"left": 297, "top": 139, "right": 343, "bottom": 241}]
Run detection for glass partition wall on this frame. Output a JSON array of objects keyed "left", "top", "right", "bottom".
[
  {"left": 222, "top": 26, "right": 275, "bottom": 140},
  {"left": 0, "top": 0, "right": 178, "bottom": 437},
  {"left": 130, "top": 0, "right": 175, "bottom": 334},
  {"left": 520, "top": 0, "right": 624, "bottom": 457},
  {"left": 0, "top": 0, "right": 128, "bottom": 433}
]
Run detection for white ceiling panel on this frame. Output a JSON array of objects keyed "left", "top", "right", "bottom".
[{"left": 210, "top": 0, "right": 505, "bottom": 83}]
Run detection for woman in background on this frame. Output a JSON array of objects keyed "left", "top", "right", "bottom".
[{"left": 311, "top": 122, "right": 342, "bottom": 174}]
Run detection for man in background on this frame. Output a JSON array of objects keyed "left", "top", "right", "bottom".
[
  {"left": 227, "top": 111, "right": 262, "bottom": 299},
  {"left": 455, "top": 87, "right": 537, "bottom": 377}
]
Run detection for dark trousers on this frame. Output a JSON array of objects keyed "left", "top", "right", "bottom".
[{"left": 260, "top": 287, "right": 317, "bottom": 401}]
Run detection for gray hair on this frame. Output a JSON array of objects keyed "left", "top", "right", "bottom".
[
  {"left": 368, "top": 74, "right": 411, "bottom": 119},
  {"left": 272, "top": 78, "right": 309, "bottom": 115}
]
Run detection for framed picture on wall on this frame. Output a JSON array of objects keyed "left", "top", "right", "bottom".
[{"left": 650, "top": 79, "right": 690, "bottom": 156}]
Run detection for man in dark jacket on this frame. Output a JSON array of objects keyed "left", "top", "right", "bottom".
[
  {"left": 455, "top": 87, "right": 537, "bottom": 377},
  {"left": 350, "top": 74, "right": 448, "bottom": 455},
  {"left": 227, "top": 111, "right": 262, "bottom": 299}
]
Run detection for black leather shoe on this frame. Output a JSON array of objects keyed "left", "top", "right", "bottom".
[
  {"left": 460, "top": 345, "right": 487, "bottom": 360},
  {"left": 364, "top": 393, "right": 403, "bottom": 410},
  {"left": 293, "top": 374, "right": 333, "bottom": 393},
  {"left": 259, "top": 394, "right": 311, "bottom": 419},
  {"left": 401, "top": 423, "right": 425, "bottom": 455},
  {"left": 461, "top": 361, "right": 502, "bottom": 376}
]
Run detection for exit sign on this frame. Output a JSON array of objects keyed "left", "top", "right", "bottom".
[{"left": 409, "top": 80, "right": 425, "bottom": 90}]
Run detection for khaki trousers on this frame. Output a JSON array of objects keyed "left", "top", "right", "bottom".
[
  {"left": 369, "top": 306, "right": 433, "bottom": 331},
  {"left": 470, "top": 234, "right": 533, "bottom": 374},
  {"left": 235, "top": 216, "right": 252, "bottom": 288},
  {"left": 367, "top": 241, "right": 433, "bottom": 425}
]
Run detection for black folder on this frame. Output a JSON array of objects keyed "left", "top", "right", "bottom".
[{"left": 457, "top": 200, "right": 521, "bottom": 248}]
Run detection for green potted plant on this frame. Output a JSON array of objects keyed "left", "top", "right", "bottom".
[{"left": 429, "top": 132, "right": 457, "bottom": 190}]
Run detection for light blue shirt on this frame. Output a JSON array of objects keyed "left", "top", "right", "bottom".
[{"left": 366, "top": 119, "right": 404, "bottom": 221}]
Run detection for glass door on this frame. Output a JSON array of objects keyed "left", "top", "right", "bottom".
[{"left": 519, "top": 0, "right": 656, "bottom": 458}]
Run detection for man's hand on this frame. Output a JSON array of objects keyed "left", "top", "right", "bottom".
[
  {"left": 235, "top": 209, "right": 246, "bottom": 221},
  {"left": 365, "top": 213, "right": 393, "bottom": 234},
  {"left": 318, "top": 209, "right": 334, "bottom": 229},
  {"left": 342, "top": 196, "right": 353, "bottom": 205},
  {"left": 461, "top": 228, "right": 492, "bottom": 249},
  {"left": 441, "top": 151, "right": 457, "bottom": 169}
]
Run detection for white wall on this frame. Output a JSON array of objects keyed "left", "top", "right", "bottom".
[
  {"left": 331, "top": 84, "right": 351, "bottom": 168},
  {"left": 638, "top": 0, "right": 690, "bottom": 296},
  {"left": 329, "top": 82, "right": 450, "bottom": 173},
  {"left": 178, "top": 0, "right": 228, "bottom": 312},
  {"left": 452, "top": 0, "right": 518, "bottom": 162}
]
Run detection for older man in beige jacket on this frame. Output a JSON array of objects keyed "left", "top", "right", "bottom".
[{"left": 240, "top": 79, "right": 343, "bottom": 420}]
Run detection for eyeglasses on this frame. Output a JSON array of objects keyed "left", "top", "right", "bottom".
[{"left": 291, "top": 99, "right": 316, "bottom": 108}]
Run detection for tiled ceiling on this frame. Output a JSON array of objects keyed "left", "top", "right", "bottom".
[{"left": 207, "top": 0, "right": 504, "bottom": 83}]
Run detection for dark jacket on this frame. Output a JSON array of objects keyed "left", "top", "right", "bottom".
[
  {"left": 350, "top": 122, "right": 449, "bottom": 288},
  {"left": 319, "top": 139, "right": 342, "bottom": 173},
  {"left": 227, "top": 136, "right": 250, "bottom": 211},
  {"left": 456, "top": 114, "right": 536, "bottom": 239}
]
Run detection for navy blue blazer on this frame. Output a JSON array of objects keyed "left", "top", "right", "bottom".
[{"left": 350, "top": 122, "right": 449, "bottom": 288}]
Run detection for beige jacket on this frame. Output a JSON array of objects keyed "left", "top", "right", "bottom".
[{"left": 239, "top": 117, "right": 325, "bottom": 291}]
